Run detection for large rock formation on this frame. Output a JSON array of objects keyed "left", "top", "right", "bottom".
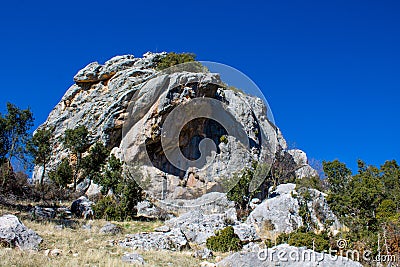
[{"left": 33, "top": 52, "right": 316, "bottom": 202}]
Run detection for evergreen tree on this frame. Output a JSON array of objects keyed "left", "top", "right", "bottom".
[
  {"left": 62, "top": 125, "right": 90, "bottom": 191},
  {"left": 81, "top": 142, "right": 109, "bottom": 182},
  {"left": 0, "top": 102, "right": 34, "bottom": 187},
  {"left": 27, "top": 128, "right": 53, "bottom": 197},
  {"left": 48, "top": 158, "right": 73, "bottom": 188}
]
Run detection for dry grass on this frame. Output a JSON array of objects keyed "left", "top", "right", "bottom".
[{"left": 0, "top": 205, "right": 207, "bottom": 267}]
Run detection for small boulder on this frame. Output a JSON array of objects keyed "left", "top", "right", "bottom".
[
  {"left": 192, "top": 248, "right": 213, "bottom": 259},
  {"left": 31, "top": 206, "right": 56, "bottom": 220},
  {"left": 99, "top": 223, "right": 121, "bottom": 235},
  {"left": 121, "top": 253, "right": 145, "bottom": 265},
  {"left": 0, "top": 214, "right": 42, "bottom": 250},
  {"left": 137, "top": 200, "right": 170, "bottom": 220}
]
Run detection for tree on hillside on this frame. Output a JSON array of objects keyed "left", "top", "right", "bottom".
[
  {"left": 81, "top": 142, "right": 109, "bottom": 182},
  {"left": 92, "top": 155, "right": 143, "bottom": 221},
  {"left": 62, "top": 125, "right": 90, "bottom": 191},
  {"left": 0, "top": 102, "right": 34, "bottom": 187},
  {"left": 27, "top": 128, "right": 53, "bottom": 198},
  {"left": 48, "top": 158, "right": 72, "bottom": 189}
]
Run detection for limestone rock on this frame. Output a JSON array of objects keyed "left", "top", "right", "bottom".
[
  {"left": 0, "top": 214, "right": 42, "bottom": 250},
  {"left": 31, "top": 206, "right": 56, "bottom": 219},
  {"left": 117, "top": 228, "right": 188, "bottom": 251},
  {"left": 287, "top": 149, "right": 318, "bottom": 178},
  {"left": 99, "top": 223, "right": 121, "bottom": 235},
  {"left": 192, "top": 248, "right": 213, "bottom": 259},
  {"left": 121, "top": 253, "right": 145, "bottom": 265},
  {"left": 246, "top": 183, "right": 341, "bottom": 237},
  {"left": 233, "top": 223, "right": 260, "bottom": 242},
  {"left": 137, "top": 200, "right": 170, "bottom": 220},
  {"left": 164, "top": 210, "right": 228, "bottom": 245},
  {"left": 33, "top": 52, "right": 318, "bottom": 202},
  {"left": 217, "top": 244, "right": 363, "bottom": 267}
]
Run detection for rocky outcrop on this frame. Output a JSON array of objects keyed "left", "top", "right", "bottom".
[
  {"left": 216, "top": 244, "right": 363, "bottom": 267},
  {"left": 0, "top": 214, "right": 42, "bottom": 250},
  {"left": 32, "top": 52, "right": 317, "bottom": 203},
  {"left": 287, "top": 149, "right": 318, "bottom": 178},
  {"left": 246, "top": 183, "right": 341, "bottom": 237}
]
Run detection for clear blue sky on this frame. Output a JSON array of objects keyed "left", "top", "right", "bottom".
[{"left": 0, "top": 0, "right": 399, "bottom": 172}]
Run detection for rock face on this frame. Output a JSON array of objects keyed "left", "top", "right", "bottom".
[
  {"left": 0, "top": 214, "right": 42, "bottom": 250},
  {"left": 32, "top": 52, "right": 317, "bottom": 203},
  {"left": 246, "top": 183, "right": 341, "bottom": 237},
  {"left": 216, "top": 244, "right": 363, "bottom": 267}
]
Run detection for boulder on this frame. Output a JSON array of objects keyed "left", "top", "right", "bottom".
[
  {"left": 216, "top": 244, "right": 363, "bottom": 267},
  {"left": 31, "top": 206, "right": 56, "bottom": 220},
  {"left": 99, "top": 222, "right": 122, "bottom": 235},
  {"left": 121, "top": 253, "right": 145, "bottom": 265},
  {"left": 164, "top": 210, "right": 228, "bottom": 245},
  {"left": 137, "top": 200, "right": 171, "bottom": 220},
  {"left": 233, "top": 223, "right": 260, "bottom": 242},
  {"left": 0, "top": 214, "right": 42, "bottom": 250},
  {"left": 71, "top": 196, "right": 94, "bottom": 219}
]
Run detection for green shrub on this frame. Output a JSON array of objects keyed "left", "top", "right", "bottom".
[
  {"left": 92, "top": 195, "right": 123, "bottom": 221},
  {"left": 219, "top": 135, "right": 228, "bottom": 144},
  {"left": 206, "top": 226, "right": 242, "bottom": 252},
  {"left": 276, "top": 230, "right": 330, "bottom": 252},
  {"left": 155, "top": 52, "right": 196, "bottom": 70}
]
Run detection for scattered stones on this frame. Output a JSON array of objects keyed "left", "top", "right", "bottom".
[
  {"left": 0, "top": 214, "right": 42, "bottom": 250},
  {"left": 121, "top": 253, "right": 145, "bottom": 265},
  {"left": 117, "top": 228, "right": 188, "bottom": 251},
  {"left": 71, "top": 196, "right": 94, "bottom": 219},
  {"left": 99, "top": 223, "right": 121, "bottom": 235}
]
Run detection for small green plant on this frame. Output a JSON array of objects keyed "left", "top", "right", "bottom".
[
  {"left": 219, "top": 135, "right": 228, "bottom": 144},
  {"left": 206, "top": 226, "right": 242, "bottom": 252}
]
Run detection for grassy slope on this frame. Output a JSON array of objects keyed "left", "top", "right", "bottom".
[{"left": 0, "top": 204, "right": 205, "bottom": 267}]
